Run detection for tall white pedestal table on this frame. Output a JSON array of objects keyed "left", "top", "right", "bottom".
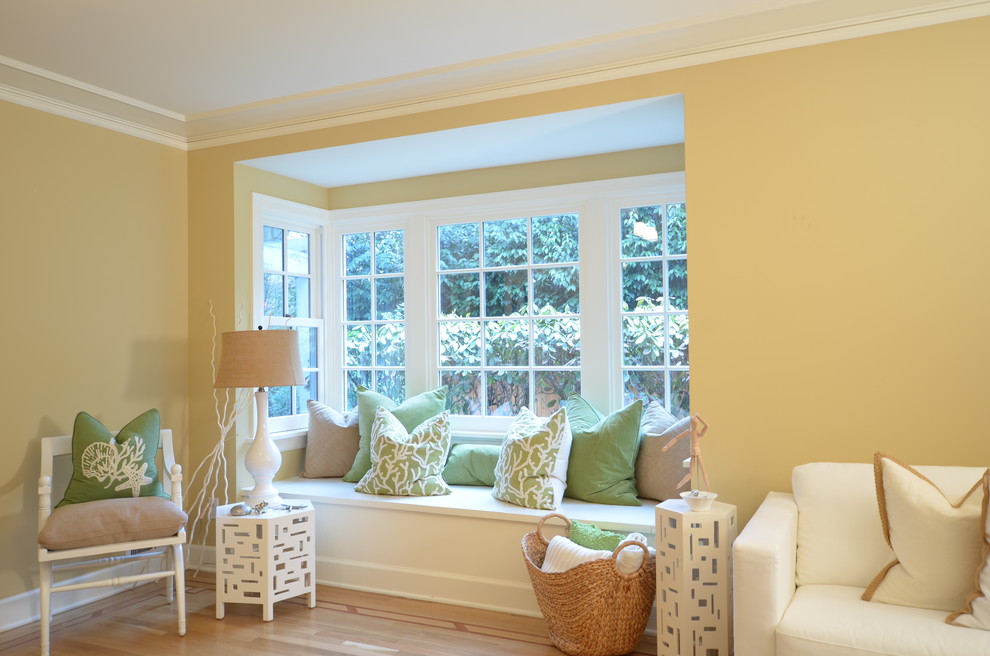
[{"left": 656, "top": 498, "right": 737, "bottom": 656}]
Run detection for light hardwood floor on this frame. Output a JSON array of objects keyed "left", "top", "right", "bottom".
[{"left": 0, "top": 574, "right": 657, "bottom": 655}]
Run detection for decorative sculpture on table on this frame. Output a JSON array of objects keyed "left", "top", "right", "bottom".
[{"left": 662, "top": 414, "right": 716, "bottom": 510}]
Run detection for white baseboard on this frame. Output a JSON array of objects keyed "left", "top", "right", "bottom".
[{"left": 0, "top": 557, "right": 171, "bottom": 633}]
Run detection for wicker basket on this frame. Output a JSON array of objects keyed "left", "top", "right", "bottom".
[{"left": 521, "top": 513, "right": 657, "bottom": 656}]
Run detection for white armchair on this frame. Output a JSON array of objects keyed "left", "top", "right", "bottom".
[{"left": 733, "top": 462, "right": 990, "bottom": 656}]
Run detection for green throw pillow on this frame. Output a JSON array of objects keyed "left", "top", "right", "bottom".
[
  {"left": 442, "top": 444, "right": 500, "bottom": 486},
  {"left": 565, "top": 395, "right": 643, "bottom": 506},
  {"left": 492, "top": 407, "right": 571, "bottom": 510},
  {"left": 57, "top": 409, "right": 166, "bottom": 508},
  {"left": 343, "top": 385, "right": 448, "bottom": 483},
  {"left": 355, "top": 408, "right": 452, "bottom": 496},
  {"left": 569, "top": 519, "right": 626, "bottom": 551}
]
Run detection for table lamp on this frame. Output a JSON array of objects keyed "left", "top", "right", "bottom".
[{"left": 214, "top": 327, "right": 304, "bottom": 506}]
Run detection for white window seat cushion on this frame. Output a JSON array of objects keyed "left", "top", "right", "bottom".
[
  {"left": 276, "top": 476, "right": 656, "bottom": 535},
  {"left": 777, "top": 585, "right": 990, "bottom": 656}
]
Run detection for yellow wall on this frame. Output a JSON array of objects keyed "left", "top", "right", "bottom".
[
  {"left": 190, "top": 16, "right": 990, "bottom": 529},
  {"left": 0, "top": 101, "right": 188, "bottom": 600},
  {"left": 3, "top": 13, "right": 988, "bottom": 608}
]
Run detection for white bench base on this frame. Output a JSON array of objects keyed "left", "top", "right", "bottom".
[{"left": 276, "top": 478, "right": 658, "bottom": 622}]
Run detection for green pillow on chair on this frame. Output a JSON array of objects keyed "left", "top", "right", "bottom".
[
  {"left": 343, "top": 386, "right": 448, "bottom": 483},
  {"left": 57, "top": 409, "right": 166, "bottom": 508},
  {"left": 565, "top": 395, "right": 643, "bottom": 506}
]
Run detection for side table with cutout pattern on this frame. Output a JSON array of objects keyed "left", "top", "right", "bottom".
[{"left": 215, "top": 499, "right": 316, "bottom": 621}]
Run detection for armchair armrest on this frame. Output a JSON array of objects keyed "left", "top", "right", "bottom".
[{"left": 733, "top": 491, "right": 798, "bottom": 656}]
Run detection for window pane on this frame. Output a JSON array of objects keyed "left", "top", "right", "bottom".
[
  {"left": 484, "top": 269, "right": 528, "bottom": 317},
  {"left": 623, "top": 315, "right": 665, "bottom": 366},
  {"left": 666, "top": 203, "right": 687, "bottom": 256},
  {"left": 668, "top": 258, "right": 688, "bottom": 311},
  {"left": 620, "top": 206, "right": 663, "bottom": 259},
  {"left": 375, "top": 277, "right": 404, "bottom": 320},
  {"left": 439, "top": 273, "right": 480, "bottom": 317},
  {"left": 535, "top": 371, "right": 581, "bottom": 417},
  {"left": 532, "top": 214, "right": 578, "bottom": 264},
  {"left": 268, "top": 386, "right": 291, "bottom": 418},
  {"left": 375, "top": 230, "right": 404, "bottom": 274},
  {"left": 345, "top": 324, "right": 372, "bottom": 367},
  {"left": 263, "top": 226, "right": 283, "bottom": 271},
  {"left": 622, "top": 260, "right": 665, "bottom": 312},
  {"left": 376, "top": 370, "right": 406, "bottom": 403},
  {"left": 534, "top": 318, "right": 580, "bottom": 366},
  {"left": 287, "top": 276, "right": 310, "bottom": 318},
  {"left": 297, "top": 327, "right": 318, "bottom": 369},
  {"left": 345, "top": 279, "right": 372, "bottom": 321},
  {"left": 441, "top": 370, "right": 482, "bottom": 416},
  {"left": 295, "top": 372, "right": 317, "bottom": 414},
  {"left": 484, "top": 218, "right": 528, "bottom": 267},
  {"left": 485, "top": 319, "right": 529, "bottom": 366},
  {"left": 264, "top": 273, "right": 284, "bottom": 317},
  {"left": 670, "top": 371, "right": 690, "bottom": 418},
  {"left": 345, "top": 370, "right": 372, "bottom": 409},
  {"left": 438, "top": 223, "right": 479, "bottom": 270},
  {"left": 286, "top": 230, "right": 309, "bottom": 275},
  {"left": 344, "top": 233, "right": 371, "bottom": 276},
  {"left": 623, "top": 370, "right": 664, "bottom": 408},
  {"left": 376, "top": 323, "right": 405, "bottom": 367},
  {"left": 439, "top": 320, "right": 481, "bottom": 367},
  {"left": 668, "top": 314, "right": 689, "bottom": 366},
  {"left": 532, "top": 266, "right": 579, "bottom": 314},
  {"left": 487, "top": 371, "right": 529, "bottom": 416}
]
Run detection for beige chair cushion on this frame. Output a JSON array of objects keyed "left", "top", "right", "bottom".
[{"left": 39, "top": 496, "right": 187, "bottom": 551}]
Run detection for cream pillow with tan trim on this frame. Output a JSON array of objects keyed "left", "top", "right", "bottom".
[
  {"left": 948, "top": 470, "right": 990, "bottom": 629},
  {"left": 862, "top": 453, "right": 986, "bottom": 612}
]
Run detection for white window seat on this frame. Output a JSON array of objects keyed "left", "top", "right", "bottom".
[
  {"left": 276, "top": 476, "right": 659, "bottom": 535},
  {"left": 275, "top": 476, "right": 659, "bottom": 624}
]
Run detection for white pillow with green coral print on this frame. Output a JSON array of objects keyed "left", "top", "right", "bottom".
[
  {"left": 355, "top": 408, "right": 452, "bottom": 496},
  {"left": 492, "top": 407, "right": 572, "bottom": 510}
]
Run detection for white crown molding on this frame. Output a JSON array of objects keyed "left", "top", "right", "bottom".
[{"left": 3, "top": 1, "right": 987, "bottom": 152}]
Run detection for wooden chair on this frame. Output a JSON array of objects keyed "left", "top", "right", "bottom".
[{"left": 37, "top": 430, "right": 187, "bottom": 655}]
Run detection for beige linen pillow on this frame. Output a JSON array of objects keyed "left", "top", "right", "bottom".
[
  {"left": 635, "top": 402, "right": 690, "bottom": 501},
  {"left": 38, "top": 497, "right": 187, "bottom": 551},
  {"left": 301, "top": 400, "right": 359, "bottom": 478},
  {"left": 948, "top": 471, "right": 990, "bottom": 629},
  {"left": 862, "top": 453, "right": 986, "bottom": 612}
]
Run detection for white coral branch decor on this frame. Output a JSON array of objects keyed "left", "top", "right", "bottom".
[{"left": 80, "top": 437, "right": 151, "bottom": 497}]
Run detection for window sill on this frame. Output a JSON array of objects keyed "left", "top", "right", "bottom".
[{"left": 276, "top": 477, "right": 658, "bottom": 535}]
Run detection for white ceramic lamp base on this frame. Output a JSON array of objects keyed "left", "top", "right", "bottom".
[{"left": 244, "top": 390, "right": 282, "bottom": 506}]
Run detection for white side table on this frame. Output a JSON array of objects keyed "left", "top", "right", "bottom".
[
  {"left": 656, "top": 498, "right": 737, "bottom": 656},
  {"left": 215, "top": 500, "right": 316, "bottom": 621}
]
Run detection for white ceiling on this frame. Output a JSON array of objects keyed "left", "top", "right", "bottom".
[
  {"left": 242, "top": 95, "right": 685, "bottom": 187},
  {"left": 1, "top": 0, "right": 986, "bottom": 183}
]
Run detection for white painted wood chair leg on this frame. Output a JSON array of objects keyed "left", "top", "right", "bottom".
[
  {"left": 172, "top": 543, "right": 186, "bottom": 635},
  {"left": 39, "top": 560, "right": 51, "bottom": 656}
]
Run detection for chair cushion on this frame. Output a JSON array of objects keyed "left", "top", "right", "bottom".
[
  {"left": 777, "top": 585, "right": 990, "bottom": 655},
  {"left": 39, "top": 497, "right": 187, "bottom": 551},
  {"left": 58, "top": 409, "right": 166, "bottom": 507}
]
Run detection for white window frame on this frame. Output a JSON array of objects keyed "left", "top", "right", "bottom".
[
  {"left": 325, "top": 172, "right": 686, "bottom": 440},
  {"left": 252, "top": 193, "right": 330, "bottom": 433}
]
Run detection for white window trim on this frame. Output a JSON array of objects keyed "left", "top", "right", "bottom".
[
  {"left": 252, "top": 193, "right": 330, "bottom": 433},
  {"left": 326, "top": 172, "right": 686, "bottom": 440}
]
